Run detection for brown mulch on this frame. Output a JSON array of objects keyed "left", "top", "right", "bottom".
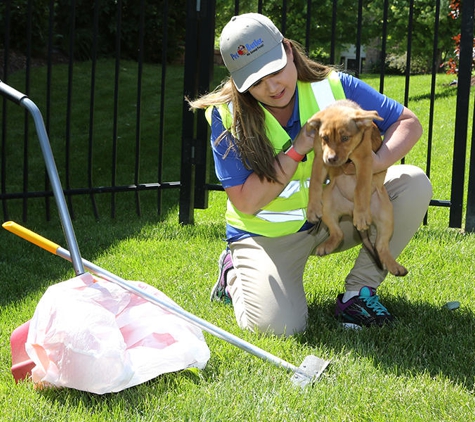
[{"left": 0, "top": 49, "right": 69, "bottom": 79}]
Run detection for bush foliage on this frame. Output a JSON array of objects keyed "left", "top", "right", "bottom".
[{"left": 1, "top": 0, "right": 186, "bottom": 63}]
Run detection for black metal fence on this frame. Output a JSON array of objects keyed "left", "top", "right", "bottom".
[
  {"left": 1, "top": 0, "right": 181, "bottom": 222},
  {"left": 1, "top": 0, "right": 475, "bottom": 231}
]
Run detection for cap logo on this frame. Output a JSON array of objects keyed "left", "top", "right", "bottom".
[{"left": 230, "top": 38, "right": 264, "bottom": 61}]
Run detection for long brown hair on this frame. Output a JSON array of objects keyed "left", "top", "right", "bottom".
[{"left": 188, "top": 39, "right": 333, "bottom": 183}]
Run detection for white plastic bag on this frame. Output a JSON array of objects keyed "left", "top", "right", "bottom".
[{"left": 26, "top": 273, "right": 210, "bottom": 394}]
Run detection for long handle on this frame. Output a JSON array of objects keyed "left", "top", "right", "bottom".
[
  {"left": 3, "top": 221, "right": 312, "bottom": 380},
  {"left": 0, "top": 80, "right": 84, "bottom": 276}
]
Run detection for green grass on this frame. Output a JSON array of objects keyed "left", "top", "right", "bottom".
[
  {"left": 1, "top": 63, "right": 475, "bottom": 421},
  {"left": 1, "top": 59, "right": 184, "bottom": 221}
]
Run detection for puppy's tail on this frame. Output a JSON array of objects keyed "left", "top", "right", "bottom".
[{"left": 358, "top": 229, "right": 384, "bottom": 270}]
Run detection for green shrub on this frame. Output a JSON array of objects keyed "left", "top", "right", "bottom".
[{"left": 1, "top": 0, "right": 186, "bottom": 63}]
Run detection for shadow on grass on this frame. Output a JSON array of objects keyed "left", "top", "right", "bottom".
[
  {"left": 303, "top": 296, "right": 475, "bottom": 391},
  {"left": 0, "top": 196, "right": 225, "bottom": 308},
  {"left": 409, "top": 85, "right": 458, "bottom": 103},
  {"left": 35, "top": 367, "right": 205, "bottom": 407}
]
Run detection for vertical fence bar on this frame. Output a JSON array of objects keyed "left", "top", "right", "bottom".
[
  {"left": 1, "top": 0, "right": 12, "bottom": 221},
  {"left": 111, "top": 0, "right": 122, "bottom": 219},
  {"left": 305, "top": 0, "right": 312, "bottom": 53},
  {"left": 65, "top": 0, "right": 76, "bottom": 219},
  {"left": 466, "top": 100, "right": 475, "bottom": 231},
  {"left": 281, "top": 0, "right": 287, "bottom": 35},
  {"left": 424, "top": 0, "right": 441, "bottom": 224},
  {"left": 426, "top": 0, "right": 442, "bottom": 181},
  {"left": 330, "top": 0, "right": 337, "bottom": 64},
  {"left": 449, "top": 0, "right": 474, "bottom": 228},
  {"left": 134, "top": 0, "right": 146, "bottom": 217},
  {"left": 22, "top": 0, "right": 34, "bottom": 222},
  {"left": 88, "top": 0, "right": 100, "bottom": 219},
  {"left": 158, "top": 0, "right": 169, "bottom": 216},
  {"left": 404, "top": 0, "right": 414, "bottom": 107},
  {"left": 400, "top": 0, "right": 415, "bottom": 166},
  {"left": 379, "top": 0, "right": 389, "bottom": 93},
  {"left": 355, "top": 0, "right": 363, "bottom": 77},
  {"left": 403, "top": 0, "right": 414, "bottom": 108},
  {"left": 44, "top": 0, "right": 55, "bottom": 221}
]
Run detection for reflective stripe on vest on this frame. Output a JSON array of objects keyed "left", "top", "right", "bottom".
[
  {"left": 208, "top": 72, "right": 346, "bottom": 237},
  {"left": 308, "top": 72, "right": 344, "bottom": 112}
]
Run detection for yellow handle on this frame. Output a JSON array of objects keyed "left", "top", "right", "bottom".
[{"left": 2, "top": 221, "right": 60, "bottom": 255}]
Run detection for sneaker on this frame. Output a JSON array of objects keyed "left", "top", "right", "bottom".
[
  {"left": 335, "top": 286, "right": 394, "bottom": 327},
  {"left": 210, "top": 249, "right": 233, "bottom": 304}
]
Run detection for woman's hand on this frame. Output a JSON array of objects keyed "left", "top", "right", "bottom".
[{"left": 293, "top": 122, "right": 319, "bottom": 156}]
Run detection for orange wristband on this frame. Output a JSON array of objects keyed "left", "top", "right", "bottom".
[{"left": 284, "top": 145, "right": 305, "bottom": 162}]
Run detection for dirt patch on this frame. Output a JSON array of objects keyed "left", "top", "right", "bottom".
[{"left": 0, "top": 49, "right": 69, "bottom": 79}]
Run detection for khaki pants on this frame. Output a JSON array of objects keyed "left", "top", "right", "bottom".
[{"left": 225, "top": 165, "right": 432, "bottom": 336}]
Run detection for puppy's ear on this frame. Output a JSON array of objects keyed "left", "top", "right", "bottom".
[
  {"left": 353, "top": 110, "right": 384, "bottom": 129},
  {"left": 306, "top": 119, "right": 321, "bottom": 136}
]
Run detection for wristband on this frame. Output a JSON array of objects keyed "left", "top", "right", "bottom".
[{"left": 284, "top": 145, "right": 305, "bottom": 162}]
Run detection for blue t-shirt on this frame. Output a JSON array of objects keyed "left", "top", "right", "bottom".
[{"left": 209, "top": 72, "right": 404, "bottom": 241}]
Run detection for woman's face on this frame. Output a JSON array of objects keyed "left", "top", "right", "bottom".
[{"left": 247, "top": 47, "right": 297, "bottom": 109}]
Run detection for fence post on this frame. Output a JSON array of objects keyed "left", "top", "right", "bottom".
[
  {"left": 193, "top": 0, "right": 216, "bottom": 210},
  {"left": 449, "top": 0, "right": 474, "bottom": 229},
  {"left": 179, "top": 0, "right": 216, "bottom": 224},
  {"left": 180, "top": 0, "right": 200, "bottom": 225},
  {"left": 467, "top": 116, "right": 475, "bottom": 232},
  {"left": 463, "top": 0, "right": 475, "bottom": 232}
]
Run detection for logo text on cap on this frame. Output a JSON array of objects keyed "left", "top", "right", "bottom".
[{"left": 230, "top": 38, "right": 264, "bottom": 61}]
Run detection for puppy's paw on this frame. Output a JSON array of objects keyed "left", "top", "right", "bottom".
[
  {"left": 388, "top": 263, "right": 408, "bottom": 277},
  {"left": 315, "top": 244, "right": 329, "bottom": 256},
  {"left": 307, "top": 204, "right": 323, "bottom": 224},
  {"left": 316, "top": 237, "right": 341, "bottom": 256},
  {"left": 380, "top": 254, "right": 408, "bottom": 277},
  {"left": 353, "top": 210, "right": 372, "bottom": 231}
]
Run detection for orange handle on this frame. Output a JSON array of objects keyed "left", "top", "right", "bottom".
[{"left": 2, "top": 221, "right": 60, "bottom": 255}]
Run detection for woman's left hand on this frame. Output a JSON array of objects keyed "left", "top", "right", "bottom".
[{"left": 293, "top": 122, "right": 319, "bottom": 156}]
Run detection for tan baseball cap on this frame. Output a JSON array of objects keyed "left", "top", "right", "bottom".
[{"left": 220, "top": 13, "right": 287, "bottom": 93}]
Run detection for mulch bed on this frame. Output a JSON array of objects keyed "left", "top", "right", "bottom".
[{"left": 0, "top": 49, "right": 69, "bottom": 79}]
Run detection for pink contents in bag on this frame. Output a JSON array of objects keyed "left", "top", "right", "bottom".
[
  {"left": 13, "top": 273, "right": 209, "bottom": 394},
  {"left": 10, "top": 320, "right": 35, "bottom": 382}
]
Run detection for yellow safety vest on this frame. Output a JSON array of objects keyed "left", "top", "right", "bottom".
[{"left": 207, "top": 72, "right": 346, "bottom": 237}]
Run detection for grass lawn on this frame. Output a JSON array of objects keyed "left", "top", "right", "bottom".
[{"left": 0, "top": 61, "right": 474, "bottom": 421}]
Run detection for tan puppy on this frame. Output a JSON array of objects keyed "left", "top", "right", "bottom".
[{"left": 306, "top": 99, "right": 407, "bottom": 276}]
